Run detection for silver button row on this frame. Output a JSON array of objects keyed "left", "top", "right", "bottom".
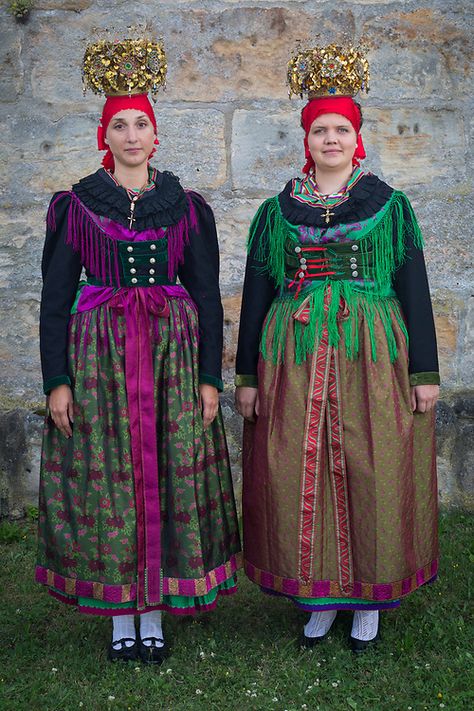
[
  {"left": 351, "top": 244, "right": 359, "bottom": 252},
  {"left": 130, "top": 277, "right": 156, "bottom": 284},
  {"left": 130, "top": 269, "right": 156, "bottom": 276},
  {"left": 127, "top": 244, "right": 157, "bottom": 253}
]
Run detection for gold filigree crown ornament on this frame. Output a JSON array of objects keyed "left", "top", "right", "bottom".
[
  {"left": 287, "top": 43, "right": 370, "bottom": 99},
  {"left": 82, "top": 28, "right": 167, "bottom": 100}
]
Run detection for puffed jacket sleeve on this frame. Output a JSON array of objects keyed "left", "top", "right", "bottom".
[
  {"left": 178, "top": 193, "right": 225, "bottom": 391},
  {"left": 235, "top": 203, "right": 278, "bottom": 387},
  {"left": 40, "top": 193, "right": 82, "bottom": 394},
  {"left": 392, "top": 196, "right": 440, "bottom": 386}
]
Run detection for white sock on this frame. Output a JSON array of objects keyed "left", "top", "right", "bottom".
[
  {"left": 140, "top": 610, "right": 164, "bottom": 648},
  {"left": 112, "top": 614, "right": 136, "bottom": 649},
  {"left": 351, "top": 610, "right": 379, "bottom": 641},
  {"left": 304, "top": 609, "right": 337, "bottom": 638}
]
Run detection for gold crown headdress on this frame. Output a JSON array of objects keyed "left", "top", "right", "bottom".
[
  {"left": 82, "top": 27, "right": 167, "bottom": 100},
  {"left": 287, "top": 43, "right": 370, "bottom": 99}
]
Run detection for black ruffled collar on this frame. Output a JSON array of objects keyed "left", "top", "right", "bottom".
[
  {"left": 72, "top": 168, "right": 187, "bottom": 231},
  {"left": 278, "top": 173, "right": 394, "bottom": 227}
]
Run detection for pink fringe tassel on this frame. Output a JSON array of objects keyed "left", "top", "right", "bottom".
[{"left": 47, "top": 190, "right": 203, "bottom": 285}]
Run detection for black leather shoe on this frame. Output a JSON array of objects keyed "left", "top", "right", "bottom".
[
  {"left": 139, "top": 636, "right": 169, "bottom": 665},
  {"left": 108, "top": 637, "right": 138, "bottom": 662},
  {"left": 301, "top": 630, "right": 330, "bottom": 648},
  {"left": 350, "top": 630, "right": 381, "bottom": 654}
]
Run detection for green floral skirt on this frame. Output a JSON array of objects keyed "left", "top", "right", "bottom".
[{"left": 36, "top": 288, "right": 241, "bottom": 615}]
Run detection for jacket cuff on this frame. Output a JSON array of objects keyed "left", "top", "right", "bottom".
[
  {"left": 409, "top": 372, "right": 440, "bottom": 386},
  {"left": 199, "top": 373, "right": 224, "bottom": 392},
  {"left": 235, "top": 374, "right": 258, "bottom": 388},
  {"left": 43, "top": 375, "right": 71, "bottom": 395}
]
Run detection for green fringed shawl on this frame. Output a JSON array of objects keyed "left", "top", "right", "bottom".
[{"left": 248, "top": 190, "right": 424, "bottom": 366}]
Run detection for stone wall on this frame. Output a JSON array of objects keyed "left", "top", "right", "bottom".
[{"left": 1, "top": 0, "right": 473, "bottom": 515}]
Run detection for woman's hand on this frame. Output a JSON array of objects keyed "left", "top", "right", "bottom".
[
  {"left": 48, "top": 384, "right": 74, "bottom": 438},
  {"left": 410, "top": 384, "right": 439, "bottom": 413},
  {"left": 199, "top": 384, "right": 219, "bottom": 428},
  {"left": 235, "top": 386, "right": 259, "bottom": 422}
]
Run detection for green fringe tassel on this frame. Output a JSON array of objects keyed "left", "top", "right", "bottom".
[
  {"left": 261, "top": 284, "right": 408, "bottom": 366},
  {"left": 250, "top": 190, "right": 422, "bottom": 366},
  {"left": 247, "top": 196, "right": 296, "bottom": 279},
  {"left": 248, "top": 191, "right": 424, "bottom": 287}
]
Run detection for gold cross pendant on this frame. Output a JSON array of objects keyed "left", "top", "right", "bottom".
[{"left": 323, "top": 207, "right": 335, "bottom": 224}]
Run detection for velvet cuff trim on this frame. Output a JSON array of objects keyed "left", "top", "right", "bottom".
[
  {"left": 199, "top": 373, "right": 224, "bottom": 392},
  {"left": 43, "top": 375, "right": 71, "bottom": 395},
  {"left": 409, "top": 372, "right": 440, "bottom": 386},
  {"left": 235, "top": 374, "right": 258, "bottom": 388}
]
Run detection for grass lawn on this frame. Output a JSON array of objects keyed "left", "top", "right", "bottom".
[{"left": 0, "top": 511, "right": 472, "bottom": 711}]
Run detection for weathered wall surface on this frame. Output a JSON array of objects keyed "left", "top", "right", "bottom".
[{"left": 0, "top": 0, "right": 473, "bottom": 515}]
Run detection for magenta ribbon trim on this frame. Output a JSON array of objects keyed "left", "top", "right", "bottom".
[
  {"left": 72, "top": 283, "right": 194, "bottom": 608},
  {"left": 74, "top": 284, "right": 189, "bottom": 314},
  {"left": 48, "top": 585, "right": 237, "bottom": 617},
  {"left": 107, "top": 287, "right": 171, "bottom": 608},
  {"left": 35, "top": 554, "right": 241, "bottom": 604},
  {"left": 244, "top": 558, "right": 438, "bottom": 601}
]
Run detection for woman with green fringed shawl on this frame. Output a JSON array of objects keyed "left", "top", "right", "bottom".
[{"left": 235, "top": 93, "right": 439, "bottom": 653}]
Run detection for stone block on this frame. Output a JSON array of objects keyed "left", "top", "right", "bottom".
[
  {"left": 362, "top": 107, "right": 466, "bottom": 189},
  {"left": 366, "top": 45, "right": 453, "bottom": 102},
  {"left": 0, "top": 25, "right": 24, "bottom": 102},
  {"left": 214, "top": 199, "right": 262, "bottom": 292},
  {"left": 23, "top": 5, "right": 353, "bottom": 108},
  {"left": 362, "top": 7, "right": 473, "bottom": 98},
  {"left": 35, "top": 1, "right": 92, "bottom": 8},
  {"left": 0, "top": 205, "right": 46, "bottom": 404},
  {"left": 0, "top": 292, "right": 43, "bottom": 404},
  {"left": 26, "top": 14, "right": 102, "bottom": 113},
  {"left": 153, "top": 107, "right": 226, "bottom": 189},
  {"left": 431, "top": 291, "right": 463, "bottom": 388},
  {"left": 0, "top": 112, "right": 100, "bottom": 204},
  {"left": 458, "top": 295, "right": 474, "bottom": 391},
  {"left": 436, "top": 395, "right": 474, "bottom": 508},
  {"left": 0, "top": 409, "right": 43, "bottom": 518},
  {"left": 232, "top": 108, "right": 303, "bottom": 193},
  {"left": 167, "top": 6, "right": 355, "bottom": 102},
  {"left": 220, "top": 388, "right": 243, "bottom": 499},
  {"left": 222, "top": 293, "right": 242, "bottom": 370},
  {"left": 411, "top": 192, "right": 473, "bottom": 293}
]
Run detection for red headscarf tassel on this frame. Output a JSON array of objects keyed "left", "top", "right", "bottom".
[
  {"left": 97, "top": 94, "right": 159, "bottom": 171},
  {"left": 300, "top": 97, "right": 366, "bottom": 175}
]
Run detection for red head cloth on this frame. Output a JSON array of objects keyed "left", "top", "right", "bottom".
[
  {"left": 300, "top": 97, "right": 366, "bottom": 175},
  {"left": 97, "top": 94, "right": 159, "bottom": 171}
]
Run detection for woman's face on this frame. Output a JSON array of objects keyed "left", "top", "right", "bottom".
[
  {"left": 104, "top": 109, "right": 156, "bottom": 170},
  {"left": 307, "top": 113, "right": 358, "bottom": 173}
]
